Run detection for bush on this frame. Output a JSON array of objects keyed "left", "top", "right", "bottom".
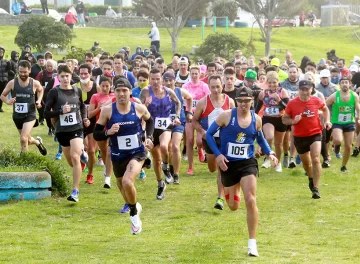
[
  {"left": 14, "top": 15, "right": 73, "bottom": 52},
  {"left": 63, "top": 47, "right": 104, "bottom": 63},
  {"left": 194, "top": 33, "right": 245, "bottom": 64},
  {"left": 0, "top": 148, "right": 69, "bottom": 197},
  {"left": 211, "top": 0, "right": 239, "bottom": 22}
]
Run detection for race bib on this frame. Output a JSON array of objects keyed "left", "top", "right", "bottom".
[
  {"left": 117, "top": 134, "right": 140, "bottom": 150},
  {"left": 14, "top": 103, "right": 28, "bottom": 113},
  {"left": 265, "top": 107, "right": 280, "bottom": 117},
  {"left": 155, "top": 117, "right": 171, "bottom": 130},
  {"left": 193, "top": 100, "right": 199, "bottom": 109},
  {"left": 227, "top": 143, "right": 249, "bottom": 159},
  {"left": 338, "top": 113, "right": 351, "bottom": 123},
  {"left": 288, "top": 90, "right": 298, "bottom": 100},
  {"left": 170, "top": 114, "right": 177, "bottom": 122},
  {"left": 60, "top": 112, "right": 77, "bottom": 126}
]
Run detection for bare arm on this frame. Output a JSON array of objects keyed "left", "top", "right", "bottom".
[
  {"left": 181, "top": 88, "right": 193, "bottom": 113},
  {"left": 96, "top": 105, "right": 111, "bottom": 126},
  {"left": 282, "top": 112, "right": 295, "bottom": 125},
  {"left": 33, "top": 80, "right": 44, "bottom": 106},
  {"left": 355, "top": 93, "right": 360, "bottom": 114},
  {"left": 88, "top": 102, "right": 100, "bottom": 119},
  {"left": 0, "top": 80, "right": 15, "bottom": 105},
  {"left": 168, "top": 88, "right": 181, "bottom": 116},
  {"left": 229, "top": 98, "right": 235, "bottom": 108},
  {"left": 325, "top": 93, "right": 336, "bottom": 106},
  {"left": 192, "top": 97, "right": 207, "bottom": 138}
]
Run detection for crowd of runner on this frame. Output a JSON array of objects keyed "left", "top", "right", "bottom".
[{"left": 1, "top": 42, "right": 360, "bottom": 257}]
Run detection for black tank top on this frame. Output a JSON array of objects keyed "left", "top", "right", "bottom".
[
  {"left": 12, "top": 78, "right": 36, "bottom": 119},
  {"left": 53, "top": 86, "right": 83, "bottom": 133},
  {"left": 81, "top": 82, "right": 97, "bottom": 124}
]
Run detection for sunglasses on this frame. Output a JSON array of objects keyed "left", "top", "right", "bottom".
[{"left": 236, "top": 99, "right": 252, "bottom": 103}]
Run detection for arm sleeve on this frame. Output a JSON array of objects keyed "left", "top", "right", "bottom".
[
  {"left": 93, "top": 124, "right": 108, "bottom": 141},
  {"left": 256, "top": 130, "right": 272, "bottom": 155},
  {"left": 205, "top": 122, "right": 222, "bottom": 157},
  {"left": 255, "top": 100, "right": 263, "bottom": 114},
  {"left": 279, "top": 97, "right": 289, "bottom": 110},
  {"left": 44, "top": 88, "right": 61, "bottom": 118},
  {"left": 145, "top": 117, "right": 154, "bottom": 138},
  {"left": 78, "top": 88, "right": 86, "bottom": 119}
]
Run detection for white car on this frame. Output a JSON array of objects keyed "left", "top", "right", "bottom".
[
  {"left": 31, "top": 8, "right": 63, "bottom": 22},
  {"left": 0, "top": 8, "right": 10, "bottom": 15}
]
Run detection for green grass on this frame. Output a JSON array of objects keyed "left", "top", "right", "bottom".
[
  {"left": 1, "top": 25, "right": 360, "bottom": 64},
  {"left": 1, "top": 25, "right": 360, "bottom": 263}
]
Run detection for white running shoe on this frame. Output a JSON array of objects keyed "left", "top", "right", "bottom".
[
  {"left": 130, "top": 203, "right": 142, "bottom": 235},
  {"left": 282, "top": 155, "right": 289, "bottom": 168},
  {"left": 275, "top": 163, "right": 282, "bottom": 172},
  {"left": 248, "top": 239, "right": 259, "bottom": 257},
  {"left": 261, "top": 158, "right": 271, "bottom": 169},
  {"left": 104, "top": 176, "right": 111, "bottom": 189}
]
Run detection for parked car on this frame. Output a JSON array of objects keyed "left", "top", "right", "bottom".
[
  {"left": 30, "top": 8, "right": 63, "bottom": 22},
  {"left": 264, "top": 17, "right": 296, "bottom": 27},
  {"left": 0, "top": 8, "right": 10, "bottom": 15},
  {"left": 349, "top": 12, "right": 360, "bottom": 25}
]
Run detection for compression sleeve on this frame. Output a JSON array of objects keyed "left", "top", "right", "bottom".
[
  {"left": 279, "top": 97, "right": 289, "bottom": 110},
  {"left": 145, "top": 117, "right": 154, "bottom": 138},
  {"left": 256, "top": 130, "right": 272, "bottom": 155},
  {"left": 44, "top": 88, "right": 61, "bottom": 118},
  {"left": 206, "top": 122, "right": 222, "bottom": 157},
  {"left": 93, "top": 124, "right": 108, "bottom": 141},
  {"left": 255, "top": 100, "right": 263, "bottom": 114}
]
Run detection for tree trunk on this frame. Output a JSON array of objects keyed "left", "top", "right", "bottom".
[
  {"left": 265, "top": 26, "right": 272, "bottom": 57},
  {"left": 171, "top": 34, "right": 178, "bottom": 53}
]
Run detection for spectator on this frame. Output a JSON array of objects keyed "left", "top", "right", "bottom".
[
  {"left": 40, "top": 0, "right": 49, "bottom": 15},
  {"left": 65, "top": 11, "right": 78, "bottom": 29},
  {"left": 106, "top": 6, "right": 117, "bottom": 17},
  {"left": 299, "top": 11, "right": 306, "bottom": 27},
  {"left": 11, "top": 0, "right": 21, "bottom": 15},
  {"left": 148, "top": 22, "right": 160, "bottom": 52},
  {"left": 91, "top": 41, "right": 100, "bottom": 52},
  {"left": 131, "top": 46, "right": 143, "bottom": 60},
  {"left": 75, "top": 0, "right": 86, "bottom": 27}
]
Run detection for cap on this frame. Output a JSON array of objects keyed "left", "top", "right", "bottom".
[
  {"left": 235, "top": 87, "right": 253, "bottom": 99},
  {"left": 245, "top": 70, "right": 257, "bottom": 80},
  {"left": 114, "top": 78, "right": 132, "bottom": 90},
  {"left": 270, "top": 58, "right": 280, "bottom": 67},
  {"left": 163, "top": 71, "right": 175, "bottom": 81},
  {"left": 108, "top": 6, "right": 111, "bottom": 8},
  {"left": 319, "top": 69, "right": 331, "bottom": 78},
  {"left": 24, "top": 44, "right": 31, "bottom": 49},
  {"left": 299, "top": 80, "right": 313, "bottom": 89},
  {"left": 349, "top": 64, "right": 359, "bottom": 72},
  {"left": 178, "top": 57, "right": 189, "bottom": 64}
]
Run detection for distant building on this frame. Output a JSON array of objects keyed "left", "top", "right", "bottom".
[{"left": 15, "top": 0, "right": 132, "bottom": 7}]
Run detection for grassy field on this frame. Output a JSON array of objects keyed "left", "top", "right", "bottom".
[
  {"left": 1, "top": 25, "right": 360, "bottom": 64},
  {"left": 0, "top": 25, "right": 360, "bottom": 263}
]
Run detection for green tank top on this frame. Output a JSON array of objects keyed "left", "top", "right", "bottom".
[{"left": 331, "top": 90, "right": 355, "bottom": 124}]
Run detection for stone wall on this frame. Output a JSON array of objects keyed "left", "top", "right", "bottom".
[{"left": 0, "top": 13, "right": 166, "bottom": 28}]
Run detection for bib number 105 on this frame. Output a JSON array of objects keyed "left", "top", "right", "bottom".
[{"left": 227, "top": 143, "right": 249, "bottom": 159}]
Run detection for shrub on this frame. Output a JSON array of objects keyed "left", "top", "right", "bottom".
[
  {"left": 0, "top": 148, "right": 69, "bottom": 197},
  {"left": 14, "top": 15, "right": 73, "bottom": 52},
  {"left": 211, "top": 0, "right": 239, "bottom": 22},
  {"left": 194, "top": 33, "right": 245, "bottom": 64}
]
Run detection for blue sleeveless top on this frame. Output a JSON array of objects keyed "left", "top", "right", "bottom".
[
  {"left": 107, "top": 102, "right": 145, "bottom": 161},
  {"left": 220, "top": 109, "right": 257, "bottom": 161},
  {"left": 170, "top": 87, "right": 186, "bottom": 123},
  {"left": 147, "top": 86, "right": 172, "bottom": 118}
]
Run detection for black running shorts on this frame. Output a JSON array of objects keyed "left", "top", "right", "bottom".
[
  {"left": 262, "top": 116, "right": 287, "bottom": 132},
  {"left": 56, "top": 129, "right": 84, "bottom": 147},
  {"left": 294, "top": 133, "right": 322, "bottom": 155},
  {"left": 220, "top": 158, "right": 258, "bottom": 187},
  {"left": 112, "top": 152, "right": 147, "bottom": 178}
]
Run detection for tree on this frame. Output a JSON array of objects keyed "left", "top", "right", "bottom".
[
  {"left": 14, "top": 16, "right": 73, "bottom": 52},
  {"left": 194, "top": 33, "right": 245, "bottom": 64},
  {"left": 212, "top": 0, "right": 239, "bottom": 22},
  {"left": 133, "top": 0, "right": 210, "bottom": 53},
  {"left": 236, "top": 0, "right": 305, "bottom": 56}
]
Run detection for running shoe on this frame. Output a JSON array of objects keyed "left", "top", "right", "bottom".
[
  {"left": 80, "top": 150, "right": 89, "bottom": 164},
  {"left": 214, "top": 197, "right": 224, "bottom": 210},
  {"left": 164, "top": 171, "right": 174, "bottom": 184},
  {"left": 335, "top": 152, "right": 342, "bottom": 159},
  {"left": 130, "top": 203, "right": 142, "bottom": 235},
  {"left": 322, "top": 160, "right": 330, "bottom": 168},
  {"left": 248, "top": 239, "right": 259, "bottom": 257},
  {"left": 55, "top": 152, "right": 62, "bottom": 160},
  {"left": 80, "top": 161, "right": 86, "bottom": 171},
  {"left": 351, "top": 147, "right": 360, "bottom": 157},
  {"left": 340, "top": 165, "right": 348, "bottom": 173},
  {"left": 288, "top": 158, "right": 296, "bottom": 168},
  {"left": 182, "top": 154, "right": 188, "bottom": 161},
  {"left": 104, "top": 176, "right": 111, "bottom": 188},
  {"left": 48, "top": 128, "right": 54, "bottom": 136},
  {"left": 156, "top": 182, "right": 166, "bottom": 200},
  {"left": 198, "top": 148, "right": 205, "bottom": 163},
  {"left": 143, "top": 157, "right": 152, "bottom": 169},
  {"left": 138, "top": 170, "right": 146, "bottom": 180},
  {"left": 186, "top": 168, "right": 194, "bottom": 175},
  {"left": 67, "top": 189, "right": 79, "bottom": 202},
  {"left": 295, "top": 154, "right": 302, "bottom": 165},
  {"left": 173, "top": 174, "right": 180, "bottom": 184},
  {"left": 311, "top": 187, "right": 321, "bottom": 199},
  {"left": 36, "top": 136, "right": 47, "bottom": 156},
  {"left": 120, "top": 204, "right": 130, "bottom": 213},
  {"left": 97, "top": 157, "right": 104, "bottom": 166},
  {"left": 282, "top": 155, "right": 289, "bottom": 168},
  {"left": 275, "top": 163, "right": 282, "bottom": 172},
  {"left": 261, "top": 158, "right": 271, "bottom": 169},
  {"left": 86, "top": 174, "right": 94, "bottom": 184}
]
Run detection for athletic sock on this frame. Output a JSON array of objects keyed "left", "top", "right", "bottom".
[
  {"left": 334, "top": 145, "right": 340, "bottom": 154},
  {"left": 129, "top": 203, "right": 137, "bottom": 217},
  {"left": 169, "top": 165, "right": 174, "bottom": 175},
  {"left": 162, "top": 162, "right": 169, "bottom": 171},
  {"left": 158, "top": 179, "right": 164, "bottom": 187}
]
